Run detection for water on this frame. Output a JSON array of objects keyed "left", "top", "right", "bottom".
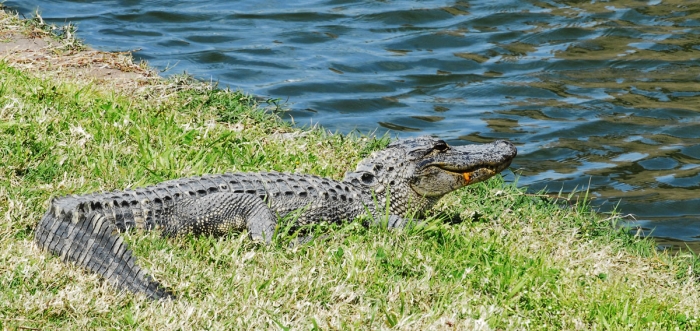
[{"left": 6, "top": 0, "right": 700, "bottom": 250}]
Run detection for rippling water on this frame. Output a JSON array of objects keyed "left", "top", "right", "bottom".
[{"left": 7, "top": 0, "right": 700, "bottom": 250}]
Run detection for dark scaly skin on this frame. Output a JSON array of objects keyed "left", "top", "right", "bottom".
[{"left": 34, "top": 136, "right": 517, "bottom": 299}]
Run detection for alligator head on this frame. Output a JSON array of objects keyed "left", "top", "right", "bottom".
[{"left": 343, "top": 135, "right": 517, "bottom": 217}]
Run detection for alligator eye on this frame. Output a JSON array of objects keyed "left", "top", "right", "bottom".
[
  {"left": 361, "top": 172, "right": 376, "bottom": 184},
  {"left": 434, "top": 140, "right": 449, "bottom": 151}
]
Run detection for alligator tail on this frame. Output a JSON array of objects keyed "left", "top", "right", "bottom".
[
  {"left": 34, "top": 200, "right": 174, "bottom": 299},
  {"left": 32, "top": 173, "right": 259, "bottom": 299}
]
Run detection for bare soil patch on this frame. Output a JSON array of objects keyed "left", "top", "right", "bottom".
[{"left": 0, "top": 9, "right": 158, "bottom": 91}]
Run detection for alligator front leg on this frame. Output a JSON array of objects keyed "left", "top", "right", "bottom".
[
  {"left": 383, "top": 215, "right": 426, "bottom": 229},
  {"left": 161, "top": 192, "right": 278, "bottom": 243}
]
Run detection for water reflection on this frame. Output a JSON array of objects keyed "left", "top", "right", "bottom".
[
  {"left": 6, "top": 0, "right": 700, "bottom": 249},
  {"left": 505, "top": 1, "right": 700, "bottom": 250}
]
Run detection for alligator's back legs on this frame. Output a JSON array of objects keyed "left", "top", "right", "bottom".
[
  {"left": 161, "top": 192, "right": 278, "bottom": 243},
  {"left": 34, "top": 209, "right": 174, "bottom": 299}
]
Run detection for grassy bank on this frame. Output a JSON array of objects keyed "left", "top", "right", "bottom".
[{"left": 2, "top": 9, "right": 700, "bottom": 330}]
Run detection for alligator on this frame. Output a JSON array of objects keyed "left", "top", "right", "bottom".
[{"left": 34, "top": 135, "right": 517, "bottom": 299}]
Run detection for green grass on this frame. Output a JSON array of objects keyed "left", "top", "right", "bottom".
[{"left": 2, "top": 9, "right": 700, "bottom": 331}]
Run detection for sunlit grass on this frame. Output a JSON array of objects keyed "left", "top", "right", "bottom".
[{"left": 2, "top": 8, "right": 700, "bottom": 330}]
